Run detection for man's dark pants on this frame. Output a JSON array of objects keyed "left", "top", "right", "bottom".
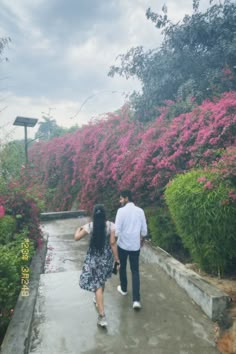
[{"left": 118, "top": 246, "right": 140, "bottom": 301}]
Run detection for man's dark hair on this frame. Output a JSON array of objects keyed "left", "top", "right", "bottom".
[{"left": 120, "top": 190, "right": 133, "bottom": 201}]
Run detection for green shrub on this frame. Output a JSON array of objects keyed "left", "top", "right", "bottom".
[
  {"left": 0, "top": 229, "right": 34, "bottom": 342},
  {"left": 0, "top": 216, "right": 16, "bottom": 245},
  {"left": 4, "top": 190, "right": 43, "bottom": 247},
  {"left": 9, "top": 229, "right": 35, "bottom": 270},
  {"left": 164, "top": 170, "right": 236, "bottom": 276},
  {"left": 0, "top": 245, "right": 21, "bottom": 339},
  {"left": 144, "top": 205, "right": 188, "bottom": 261}
]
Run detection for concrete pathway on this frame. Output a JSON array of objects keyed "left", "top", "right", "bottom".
[{"left": 27, "top": 218, "right": 220, "bottom": 354}]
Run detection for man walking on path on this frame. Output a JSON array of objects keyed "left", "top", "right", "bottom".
[{"left": 115, "top": 190, "right": 147, "bottom": 309}]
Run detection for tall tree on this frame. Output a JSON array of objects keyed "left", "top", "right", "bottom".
[
  {"left": 109, "top": 0, "right": 236, "bottom": 121},
  {"left": 35, "top": 113, "right": 58, "bottom": 141},
  {"left": 34, "top": 108, "right": 80, "bottom": 141}
]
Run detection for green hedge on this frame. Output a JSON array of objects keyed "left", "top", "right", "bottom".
[
  {"left": 0, "top": 245, "right": 21, "bottom": 339},
  {"left": 164, "top": 170, "right": 236, "bottom": 276},
  {"left": 0, "top": 230, "right": 34, "bottom": 342},
  {"left": 0, "top": 216, "right": 16, "bottom": 245},
  {"left": 144, "top": 205, "right": 188, "bottom": 261}
]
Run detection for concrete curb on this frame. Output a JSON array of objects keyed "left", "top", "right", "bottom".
[
  {"left": 141, "top": 242, "right": 230, "bottom": 321},
  {"left": 40, "top": 210, "right": 87, "bottom": 221},
  {"left": 0, "top": 234, "right": 48, "bottom": 354}
]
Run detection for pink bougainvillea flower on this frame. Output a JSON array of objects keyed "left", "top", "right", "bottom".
[
  {"left": 26, "top": 91, "right": 236, "bottom": 210},
  {"left": 223, "top": 67, "right": 232, "bottom": 76},
  {"left": 197, "top": 176, "right": 207, "bottom": 183},
  {"left": 0, "top": 205, "right": 5, "bottom": 218},
  {"left": 228, "top": 191, "right": 236, "bottom": 201},
  {"left": 204, "top": 181, "right": 214, "bottom": 190}
]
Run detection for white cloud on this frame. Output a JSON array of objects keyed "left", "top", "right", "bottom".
[
  {"left": 0, "top": 93, "right": 88, "bottom": 142},
  {"left": 0, "top": 83, "right": 139, "bottom": 142},
  {"left": 0, "top": 0, "right": 210, "bottom": 143},
  {"left": 66, "top": 37, "right": 108, "bottom": 73}
]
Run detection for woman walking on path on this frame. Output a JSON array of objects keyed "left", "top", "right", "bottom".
[{"left": 74, "top": 204, "right": 119, "bottom": 327}]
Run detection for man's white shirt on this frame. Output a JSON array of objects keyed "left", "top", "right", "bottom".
[{"left": 115, "top": 202, "right": 147, "bottom": 251}]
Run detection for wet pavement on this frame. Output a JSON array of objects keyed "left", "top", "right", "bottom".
[{"left": 28, "top": 218, "right": 220, "bottom": 354}]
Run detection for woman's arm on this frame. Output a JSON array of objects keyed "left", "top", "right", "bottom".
[
  {"left": 74, "top": 226, "right": 88, "bottom": 241},
  {"left": 110, "top": 229, "right": 119, "bottom": 263}
]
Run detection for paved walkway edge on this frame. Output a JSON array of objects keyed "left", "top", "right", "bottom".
[
  {"left": 141, "top": 242, "right": 230, "bottom": 321},
  {"left": 0, "top": 234, "right": 48, "bottom": 354},
  {"left": 40, "top": 210, "right": 87, "bottom": 220}
]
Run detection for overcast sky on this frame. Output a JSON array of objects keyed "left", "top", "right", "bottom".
[{"left": 0, "top": 0, "right": 209, "bottom": 141}]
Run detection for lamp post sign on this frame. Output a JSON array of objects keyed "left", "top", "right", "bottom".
[{"left": 13, "top": 116, "right": 38, "bottom": 164}]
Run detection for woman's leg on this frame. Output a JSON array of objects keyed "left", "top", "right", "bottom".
[
  {"left": 96, "top": 285, "right": 108, "bottom": 327},
  {"left": 95, "top": 287, "right": 105, "bottom": 316}
]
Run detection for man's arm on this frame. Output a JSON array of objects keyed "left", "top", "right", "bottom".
[
  {"left": 115, "top": 209, "right": 122, "bottom": 238},
  {"left": 140, "top": 210, "right": 148, "bottom": 237},
  {"left": 140, "top": 210, "right": 148, "bottom": 247}
]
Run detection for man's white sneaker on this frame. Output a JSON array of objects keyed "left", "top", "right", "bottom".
[
  {"left": 133, "top": 301, "right": 142, "bottom": 309},
  {"left": 97, "top": 315, "right": 107, "bottom": 327},
  {"left": 117, "top": 285, "right": 128, "bottom": 296}
]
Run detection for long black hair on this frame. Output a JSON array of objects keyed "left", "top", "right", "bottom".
[{"left": 89, "top": 204, "right": 106, "bottom": 254}]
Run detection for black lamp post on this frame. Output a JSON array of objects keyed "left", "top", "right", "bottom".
[{"left": 13, "top": 116, "right": 38, "bottom": 164}]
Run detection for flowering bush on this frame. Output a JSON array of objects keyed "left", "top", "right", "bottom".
[
  {"left": 27, "top": 92, "right": 236, "bottom": 214},
  {"left": 0, "top": 170, "right": 43, "bottom": 343},
  {"left": 211, "top": 146, "right": 236, "bottom": 187},
  {"left": 0, "top": 175, "right": 44, "bottom": 248},
  {"left": 3, "top": 190, "right": 42, "bottom": 247},
  {"left": 29, "top": 106, "right": 144, "bottom": 212},
  {"left": 0, "top": 206, "right": 5, "bottom": 218}
]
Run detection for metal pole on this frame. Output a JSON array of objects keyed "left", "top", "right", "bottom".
[{"left": 24, "top": 124, "right": 28, "bottom": 164}]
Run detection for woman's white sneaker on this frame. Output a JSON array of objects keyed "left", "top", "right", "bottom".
[{"left": 97, "top": 315, "right": 107, "bottom": 327}]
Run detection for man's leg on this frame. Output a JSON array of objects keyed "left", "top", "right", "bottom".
[
  {"left": 118, "top": 246, "right": 128, "bottom": 292},
  {"left": 129, "top": 250, "right": 140, "bottom": 302}
]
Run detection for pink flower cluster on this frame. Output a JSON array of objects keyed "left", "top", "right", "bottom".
[
  {"left": 0, "top": 205, "right": 5, "bottom": 218},
  {"left": 27, "top": 92, "right": 236, "bottom": 211},
  {"left": 204, "top": 181, "right": 214, "bottom": 190},
  {"left": 197, "top": 176, "right": 214, "bottom": 190},
  {"left": 228, "top": 190, "right": 236, "bottom": 201},
  {"left": 197, "top": 177, "right": 207, "bottom": 183}
]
